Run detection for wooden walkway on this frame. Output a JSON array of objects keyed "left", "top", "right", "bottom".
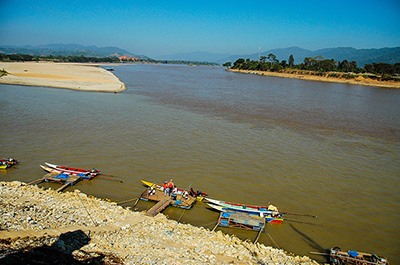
[
  {"left": 28, "top": 173, "right": 83, "bottom": 192},
  {"left": 140, "top": 189, "right": 197, "bottom": 217},
  {"left": 145, "top": 196, "right": 172, "bottom": 217},
  {"left": 212, "top": 210, "right": 266, "bottom": 243}
]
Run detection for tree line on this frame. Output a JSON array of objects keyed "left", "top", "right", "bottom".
[
  {"left": 224, "top": 54, "right": 400, "bottom": 79},
  {"left": 0, "top": 53, "right": 218, "bottom": 66},
  {"left": 0, "top": 53, "right": 121, "bottom": 63}
]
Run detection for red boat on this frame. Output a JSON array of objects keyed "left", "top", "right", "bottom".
[
  {"left": 0, "top": 158, "right": 19, "bottom": 169},
  {"left": 42, "top": 162, "right": 100, "bottom": 179}
]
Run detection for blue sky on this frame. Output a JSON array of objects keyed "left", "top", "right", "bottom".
[{"left": 0, "top": 0, "right": 399, "bottom": 57}]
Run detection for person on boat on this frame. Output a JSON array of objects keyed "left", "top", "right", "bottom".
[
  {"left": 171, "top": 186, "right": 178, "bottom": 200},
  {"left": 148, "top": 186, "right": 155, "bottom": 196},
  {"left": 182, "top": 190, "right": 189, "bottom": 200},
  {"left": 163, "top": 181, "right": 168, "bottom": 196},
  {"left": 268, "top": 204, "right": 279, "bottom": 217},
  {"left": 189, "top": 188, "right": 196, "bottom": 197},
  {"left": 168, "top": 179, "right": 174, "bottom": 195}
]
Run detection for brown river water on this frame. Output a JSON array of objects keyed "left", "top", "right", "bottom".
[{"left": 1, "top": 64, "right": 399, "bottom": 263}]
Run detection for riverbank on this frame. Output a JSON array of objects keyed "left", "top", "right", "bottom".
[
  {"left": 228, "top": 69, "right": 400, "bottom": 89},
  {"left": 0, "top": 62, "right": 126, "bottom": 92},
  {"left": 0, "top": 181, "right": 318, "bottom": 264}
]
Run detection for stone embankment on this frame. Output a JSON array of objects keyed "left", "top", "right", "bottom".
[{"left": 0, "top": 181, "right": 318, "bottom": 264}]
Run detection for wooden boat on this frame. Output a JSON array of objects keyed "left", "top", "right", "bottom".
[
  {"left": 207, "top": 203, "right": 284, "bottom": 224},
  {"left": 205, "top": 198, "right": 281, "bottom": 217},
  {"left": 40, "top": 164, "right": 98, "bottom": 180},
  {"left": 45, "top": 162, "right": 100, "bottom": 178},
  {"left": 141, "top": 180, "right": 207, "bottom": 201},
  {"left": 140, "top": 188, "right": 197, "bottom": 210},
  {"left": 0, "top": 158, "right": 19, "bottom": 169},
  {"left": 330, "top": 247, "right": 389, "bottom": 265}
]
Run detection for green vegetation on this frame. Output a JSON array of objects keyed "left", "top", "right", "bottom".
[
  {"left": 0, "top": 53, "right": 219, "bottom": 66},
  {"left": 226, "top": 54, "right": 400, "bottom": 81},
  {"left": 1, "top": 68, "right": 8, "bottom": 77},
  {"left": 0, "top": 53, "right": 121, "bottom": 63}
]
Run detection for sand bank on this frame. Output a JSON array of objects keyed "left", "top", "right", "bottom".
[
  {"left": 228, "top": 69, "right": 400, "bottom": 89},
  {"left": 0, "top": 62, "right": 126, "bottom": 92},
  {"left": 0, "top": 181, "right": 317, "bottom": 264}
]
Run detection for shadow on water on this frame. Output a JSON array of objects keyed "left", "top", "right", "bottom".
[
  {"left": 290, "top": 224, "right": 330, "bottom": 263},
  {"left": 290, "top": 224, "right": 325, "bottom": 251},
  {"left": 0, "top": 230, "right": 122, "bottom": 265}
]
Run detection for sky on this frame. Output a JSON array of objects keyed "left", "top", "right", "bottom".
[{"left": 0, "top": 0, "right": 399, "bottom": 58}]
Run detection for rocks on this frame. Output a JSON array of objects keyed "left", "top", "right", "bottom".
[{"left": 0, "top": 181, "right": 318, "bottom": 264}]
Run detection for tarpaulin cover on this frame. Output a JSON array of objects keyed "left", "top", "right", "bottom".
[
  {"left": 222, "top": 212, "right": 231, "bottom": 218},
  {"left": 55, "top": 174, "right": 69, "bottom": 179},
  {"left": 348, "top": 251, "right": 359, "bottom": 257}
]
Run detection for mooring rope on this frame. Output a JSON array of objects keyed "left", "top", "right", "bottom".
[
  {"left": 76, "top": 192, "right": 97, "bottom": 226},
  {"left": 266, "top": 231, "right": 280, "bottom": 249}
]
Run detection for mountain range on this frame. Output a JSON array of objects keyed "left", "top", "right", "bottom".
[
  {"left": 1, "top": 44, "right": 399, "bottom": 67},
  {"left": 159, "top": 46, "right": 400, "bottom": 67},
  {"left": 0, "top": 44, "right": 149, "bottom": 59}
]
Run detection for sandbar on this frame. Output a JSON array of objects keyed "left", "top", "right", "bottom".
[{"left": 0, "top": 62, "right": 126, "bottom": 92}]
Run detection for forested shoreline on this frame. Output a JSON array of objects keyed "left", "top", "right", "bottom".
[
  {"left": 224, "top": 54, "right": 400, "bottom": 82},
  {"left": 0, "top": 53, "right": 218, "bottom": 66}
]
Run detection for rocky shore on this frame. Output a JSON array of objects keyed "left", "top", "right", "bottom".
[{"left": 0, "top": 181, "right": 318, "bottom": 264}]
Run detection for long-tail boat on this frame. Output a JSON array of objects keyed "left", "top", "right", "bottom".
[
  {"left": 0, "top": 158, "right": 19, "bottom": 169},
  {"left": 41, "top": 163, "right": 100, "bottom": 179},
  {"left": 330, "top": 247, "right": 389, "bottom": 264},
  {"left": 205, "top": 197, "right": 280, "bottom": 214},
  {"left": 207, "top": 202, "right": 283, "bottom": 224},
  {"left": 141, "top": 180, "right": 207, "bottom": 201}
]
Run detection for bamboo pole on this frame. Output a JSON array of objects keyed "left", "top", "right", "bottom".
[{"left": 254, "top": 226, "right": 263, "bottom": 244}]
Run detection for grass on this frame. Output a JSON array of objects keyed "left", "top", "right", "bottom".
[{"left": 1, "top": 68, "right": 8, "bottom": 77}]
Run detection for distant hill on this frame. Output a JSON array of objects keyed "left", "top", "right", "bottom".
[
  {"left": 218, "top": 46, "right": 400, "bottom": 67},
  {"left": 0, "top": 44, "right": 149, "bottom": 59},
  {"left": 155, "top": 51, "right": 232, "bottom": 63}
]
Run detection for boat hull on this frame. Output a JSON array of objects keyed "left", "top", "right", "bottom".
[
  {"left": 40, "top": 165, "right": 94, "bottom": 180},
  {"left": 207, "top": 203, "right": 283, "bottom": 224},
  {"left": 205, "top": 198, "right": 278, "bottom": 214},
  {"left": 141, "top": 180, "right": 206, "bottom": 200},
  {"left": 0, "top": 158, "right": 19, "bottom": 169},
  {"left": 45, "top": 162, "right": 100, "bottom": 178}
]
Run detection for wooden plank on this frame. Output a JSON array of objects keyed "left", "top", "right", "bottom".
[
  {"left": 27, "top": 177, "right": 46, "bottom": 185},
  {"left": 145, "top": 196, "right": 172, "bottom": 217},
  {"left": 254, "top": 223, "right": 265, "bottom": 244},
  {"left": 55, "top": 175, "right": 82, "bottom": 192},
  {"left": 56, "top": 182, "right": 71, "bottom": 192},
  {"left": 141, "top": 188, "right": 197, "bottom": 209}
]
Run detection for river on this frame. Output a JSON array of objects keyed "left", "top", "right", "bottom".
[{"left": 1, "top": 64, "right": 399, "bottom": 263}]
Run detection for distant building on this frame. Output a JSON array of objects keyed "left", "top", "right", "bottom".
[{"left": 118, "top": 56, "right": 139, "bottom": 61}]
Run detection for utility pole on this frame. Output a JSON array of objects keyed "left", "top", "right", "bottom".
[{"left": 259, "top": 43, "right": 261, "bottom": 61}]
